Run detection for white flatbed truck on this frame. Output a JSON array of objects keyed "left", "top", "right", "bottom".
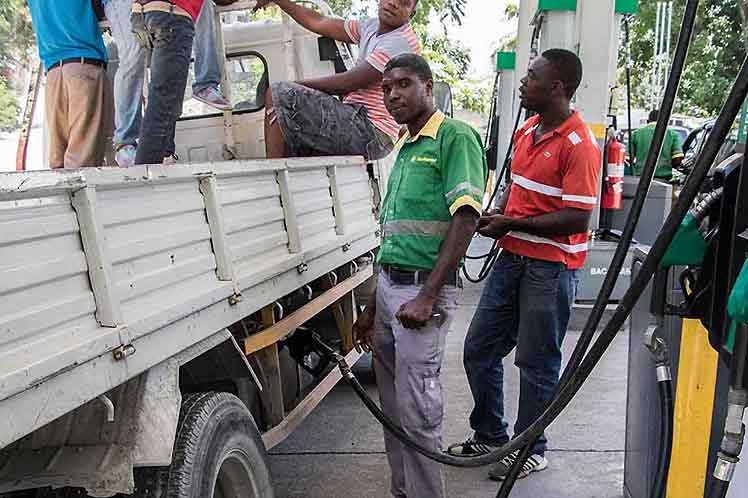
[{"left": 0, "top": 1, "right": 400, "bottom": 496}]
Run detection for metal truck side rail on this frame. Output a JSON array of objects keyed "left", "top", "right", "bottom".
[{"left": 0, "top": 157, "right": 378, "bottom": 449}]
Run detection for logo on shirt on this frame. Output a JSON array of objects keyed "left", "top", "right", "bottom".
[
  {"left": 543, "top": 151, "right": 552, "bottom": 159},
  {"left": 412, "top": 155, "right": 437, "bottom": 164}
]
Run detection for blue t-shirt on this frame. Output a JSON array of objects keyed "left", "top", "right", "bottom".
[{"left": 28, "top": 0, "right": 108, "bottom": 71}]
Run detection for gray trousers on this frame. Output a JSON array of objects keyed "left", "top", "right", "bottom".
[{"left": 373, "top": 273, "right": 459, "bottom": 498}]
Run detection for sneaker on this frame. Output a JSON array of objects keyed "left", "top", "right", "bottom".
[
  {"left": 162, "top": 152, "right": 179, "bottom": 165},
  {"left": 193, "top": 86, "right": 232, "bottom": 111},
  {"left": 447, "top": 437, "right": 502, "bottom": 456},
  {"left": 488, "top": 451, "right": 548, "bottom": 481},
  {"left": 115, "top": 144, "right": 136, "bottom": 168}
]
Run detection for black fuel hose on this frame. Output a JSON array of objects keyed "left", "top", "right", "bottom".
[
  {"left": 319, "top": 51, "right": 748, "bottom": 472},
  {"left": 651, "top": 373, "right": 674, "bottom": 498},
  {"left": 463, "top": 107, "right": 523, "bottom": 284},
  {"left": 487, "top": 107, "right": 523, "bottom": 209},
  {"left": 706, "top": 479, "right": 730, "bottom": 498},
  {"left": 498, "top": 1, "right": 701, "bottom": 493}
]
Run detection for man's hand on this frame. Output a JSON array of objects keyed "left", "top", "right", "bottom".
[
  {"left": 477, "top": 214, "right": 516, "bottom": 239},
  {"left": 352, "top": 306, "right": 376, "bottom": 353},
  {"left": 396, "top": 295, "right": 436, "bottom": 330}
]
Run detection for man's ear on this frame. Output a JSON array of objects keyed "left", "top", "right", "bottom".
[
  {"left": 426, "top": 79, "right": 434, "bottom": 97},
  {"left": 551, "top": 80, "right": 566, "bottom": 98}
]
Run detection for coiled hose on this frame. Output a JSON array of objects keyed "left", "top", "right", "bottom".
[
  {"left": 462, "top": 107, "right": 523, "bottom": 284},
  {"left": 315, "top": 48, "right": 748, "bottom": 475}
]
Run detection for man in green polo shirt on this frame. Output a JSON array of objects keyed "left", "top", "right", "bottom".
[
  {"left": 351, "top": 53, "right": 486, "bottom": 498},
  {"left": 629, "top": 109, "right": 685, "bottom": 181}
]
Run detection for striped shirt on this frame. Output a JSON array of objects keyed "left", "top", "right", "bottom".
[
  {"left": 499, "top": 112, "right": 601, "bottom": 269},
  {"left": 343, "top": 17, "right": 421, "bottom": 139}
]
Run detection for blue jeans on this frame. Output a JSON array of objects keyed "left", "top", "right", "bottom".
[
  {"left": 132, "top": 11, "right": 195, "bottom": 164},
  {"left": 105, "top": 0, "right": 146, "bottom": 147},
  {"left": 192, "top": 1, "right": 222, "bottom": 94},
  {"left": 106, "top": 0, "right": 221, "bottom": 148},
  {"left": 463, "top": 251, "right": 578, "bottom": 456}
]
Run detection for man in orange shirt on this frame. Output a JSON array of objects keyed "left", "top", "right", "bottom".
[{"left": 448, "top": 49, "right": 601, "bottom": 481}]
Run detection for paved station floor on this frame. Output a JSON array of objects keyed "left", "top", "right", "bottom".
[{"left": 270, "top": 238, "right": 629, "bottom": 498}]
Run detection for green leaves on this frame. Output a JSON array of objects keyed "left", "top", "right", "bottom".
[
  {"left": 0, "top": 76, "right": 19, "bottom": 131},
  {"left": 622, "top": 0, "right": 747, "bottom": 117},
  {"left": 0, "top": 0, "right": 33, "bottom": 71}
]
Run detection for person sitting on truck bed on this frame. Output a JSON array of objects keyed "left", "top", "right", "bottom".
[
  {"left": 254, "top": 0, "right": 421, "bottom": 160},
  {"left": 27, "top": 0, "right": 110, "bottom": 169},
  {"left": 104, "top": 0, "right": 232, "bottom": 167},
  {"left": 353, "top": 54, "right": 486, "bottom": 498}
]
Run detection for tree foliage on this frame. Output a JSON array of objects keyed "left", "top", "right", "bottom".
[
  {"left": 325, "top": 0, "right": 488, "bottom": 113},
  {"left": 624, "top": 0, "right": 747, "bottom": 117},
  {"left": 0, "top": 0, "right": 33, "bottom": 130}
]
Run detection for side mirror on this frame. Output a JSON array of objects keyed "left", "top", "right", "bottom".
[{"left": 433, "top": 81, "right": 454, "bottom": 118}]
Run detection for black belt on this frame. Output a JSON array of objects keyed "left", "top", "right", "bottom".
[
  {"left": 47, "top": 57, "right": 106, "bottom": 73},
  {"left": 380, "top": 265, "right": 460, "bottom": 287}
]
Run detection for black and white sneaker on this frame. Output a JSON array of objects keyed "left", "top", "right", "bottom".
[
  {"left": 447, "top": 437, "right": 501, "bottom": 456},
  {"left": 488, "top": 451, "right": 548, "bottom": 481}
]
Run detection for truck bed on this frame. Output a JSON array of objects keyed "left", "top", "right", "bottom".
[{"left": 0, "top": 157, "right": 378, "bottom": 449}]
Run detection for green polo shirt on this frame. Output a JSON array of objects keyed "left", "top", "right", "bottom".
[
  {"left": 629, "top": 123, "right": 684, "bottom": 180},
  {"left": 377, "top": 111, "right": 487, "bottom": 271}
]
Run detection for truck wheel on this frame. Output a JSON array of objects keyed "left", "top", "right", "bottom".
[{"left": 167, "top": 392, "right": 274, "bottom": 498}]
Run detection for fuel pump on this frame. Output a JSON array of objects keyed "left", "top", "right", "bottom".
[{"left": 639, "top": 114, "right": 748, "bottom": 498}]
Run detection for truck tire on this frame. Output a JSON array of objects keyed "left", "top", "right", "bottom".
[{"left": 166, "top": 392, "right": 274, "bottom": 498}]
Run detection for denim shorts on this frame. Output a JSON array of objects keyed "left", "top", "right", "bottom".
[{"left": 271, "top": 81, "right": 393, "bottom": 160}]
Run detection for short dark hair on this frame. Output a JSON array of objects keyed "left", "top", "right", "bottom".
[
  {"left": 648, "top": 109, "right": 659, "bottom": 122},
  {"left": 384, "top": 53, "right": 433, "bottom": 82},
  {"left": 541, "top": 49, "right": 583, "bottom": 99}
]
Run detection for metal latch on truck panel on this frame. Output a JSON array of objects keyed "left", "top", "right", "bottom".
[
  {"left": 113, "top": 344, "right": 136, "bottom": 361},
  {"left": 229, "top": 292, "right": 243, "bottom": 306}
]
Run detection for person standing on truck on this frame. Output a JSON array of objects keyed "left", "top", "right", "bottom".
[
  {"left": 104, "top": 0, "right": 232, "bottom": 167},
  {"left": 27, "top": 0, "right": 110, "bottom": 169},
  {"left": 253, "top": 0, "right": 421, "bottom": 160},
  {"left": 628, "top": 109, "right": 685, "bottom": 182},
  {"left": 352, "top": 54, "right": 486, "bottom": 498},
  {"left": 447, "top": 49, "right": 601, "bottom": 482},
  {"left": 131, "top": 0, "right": 208, "bottom": 165}
]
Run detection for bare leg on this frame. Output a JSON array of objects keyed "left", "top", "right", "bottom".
[{"left": 264, "top": 86, "right": 287, "bottom": 158}]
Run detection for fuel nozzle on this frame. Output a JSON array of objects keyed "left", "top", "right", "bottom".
[{"left": 310, "top": 332, "right": 354, "bottom": 380}]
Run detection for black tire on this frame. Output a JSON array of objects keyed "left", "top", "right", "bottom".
[{"left": 165, "top": 392, "right": 274, "bottom": 498}]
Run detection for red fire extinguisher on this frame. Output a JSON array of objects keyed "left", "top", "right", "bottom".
[{"left": 601, "top": 134, "right": 626, "bottom": 210}]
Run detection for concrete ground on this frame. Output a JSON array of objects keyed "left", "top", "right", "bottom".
[{"left": 268, "top": 237, "right": 628, "bottom": 498}]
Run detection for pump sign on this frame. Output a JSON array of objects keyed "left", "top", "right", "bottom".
[{"left": 589, "top": 266, "right": 632, "bottom": 277}]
